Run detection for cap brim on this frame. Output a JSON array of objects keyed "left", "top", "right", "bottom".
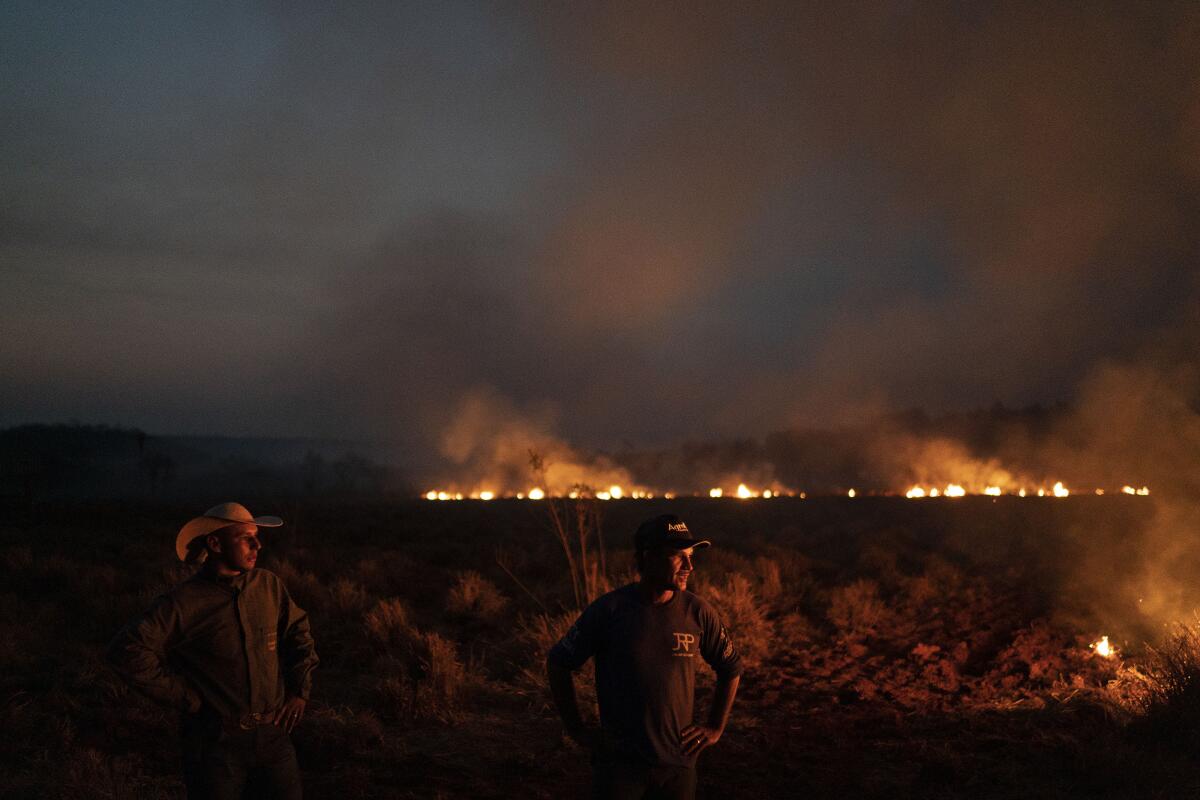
[{"left": 664, "top": 538, "right": 711, "bottom": 550}]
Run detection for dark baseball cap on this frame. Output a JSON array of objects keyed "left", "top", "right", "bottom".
[{"left": 634, "top": 514, "right": 711, "bottom": 552}]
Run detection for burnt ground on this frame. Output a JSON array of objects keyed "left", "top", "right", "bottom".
[{"left": 3, "top": 496, "right": 1199, "bottom": 799}]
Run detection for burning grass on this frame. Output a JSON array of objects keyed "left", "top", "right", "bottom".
[{"left": 0, "top": 496, "right": 1196, "bottom": 798}]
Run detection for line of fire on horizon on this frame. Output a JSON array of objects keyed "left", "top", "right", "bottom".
[
  {"left": 423, "top": 482, "right": 1152, "bottom": 501},
  {"left": 421, "top": 480, "right": 1134, "bottom": 663}
]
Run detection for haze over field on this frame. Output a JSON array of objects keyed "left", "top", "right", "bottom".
[
  {"left": 10, "top": 9, "right": 1200, "bottom": 797},
  {"left": 3, "top": 2, "right": 1197, "bottom": 460}
]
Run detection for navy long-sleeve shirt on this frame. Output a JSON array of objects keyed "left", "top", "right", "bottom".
[{"left": 549, "top": 584, "right": 742, "bottom": 767}]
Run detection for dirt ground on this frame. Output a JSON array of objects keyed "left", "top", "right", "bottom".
[{"left": 2, "top": 496, "right": 1196, "bottom": 799}]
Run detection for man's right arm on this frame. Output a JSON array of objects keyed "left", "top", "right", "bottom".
[
  {"left": 107, "top": 594, "right": 202, "bottom": 713},
  {"left": 546, "top": 659, "right": 595, "bottom": 749},
  {"left": 546, "top": 603, "right": 602, "bottom": 749}
]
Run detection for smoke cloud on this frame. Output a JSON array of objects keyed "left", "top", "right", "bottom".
[{"left": 3, "top": 1, "right": 1200, "bottom": 636}]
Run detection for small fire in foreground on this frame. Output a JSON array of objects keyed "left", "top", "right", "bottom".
[{"left": 1091, "top": 635, "right": 1117, "bottom": 659}]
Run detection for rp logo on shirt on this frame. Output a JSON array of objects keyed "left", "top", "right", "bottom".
[{"left": 672, "top": 632, "right": 696, "bottom": 656}]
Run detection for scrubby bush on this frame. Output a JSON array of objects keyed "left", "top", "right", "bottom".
[
  {"left": 706, "top": 572, "right": 774, "bottom": 665},
  {"left": 776, "top": 611, "right": 813, "bottom": 645},
  {"left": 269, "top": 558, "right": 326, "bottom": 615},
  {"left": 364, "top": 598, "right": 415, "bottom": 649},
  {"left": 827, "top": 579, "right": 889, "bottom": 637},
  {"left": 515, "top": 610, "right": 577, "bottom": 661},
  {"left": 372, "top": 632, "right": 470, "bottom": 721},
  {"left": 447, "top": 570, "right": 508, "bottom": 623},
  {"left": 511, "top": 611, "right": 596, "bottom": 708},
  {"left": 417, "top": 631, "right": 468, "bottom": 717},
  {"left": 364, "top": 598, "right": 471, "bottom": 720},
  {"left": 329, "top": 578, "right": 371, "bottom": 617},
  {"left": 1115, "top": 622, "right": 1200, "bottom": 742},
  {"left": 752, "top": 557, "right": 782, "bottom": 605}
]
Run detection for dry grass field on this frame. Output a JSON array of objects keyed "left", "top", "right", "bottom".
[{"left": 3, "top": 496, "right": 1200, "bottom": 799}]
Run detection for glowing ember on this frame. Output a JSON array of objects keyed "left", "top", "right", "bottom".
[
  {"left": 984, "top": 486, "right": 1001, "bottom": 496},
  {"left": 1018, "top": 488, "right": 1027, "bottom": 497},
  {"left": 609, "top": 485, "right": 624, "bottom": 499},
  {"left": 736, "top": 483, "right": 753, "bottom": 499},
  {"left": 762, "top": 489, "right": 773, "bottom": 498},
  {"left": 1052, "top": 481, "right": 1069, "bottom": 498},
  {"left": 709, "top": 488, "right": 723, "bottom": 498},
  {"left": 478, "top": 491, "right": 494, "bottom": 501},
  {"left": 847, "top": 488, "right": 856, "bottom": 498},
  {"left": 906, "top": 486, "right": 926, "bottom": 498},
  {"left": 944, "top": 484, "right": 965, "bottom": 498},
  {"left": 1091, "top": 635, "right": 1117, "bottom": 658},
  {"left": 528, "top": 487, "right": 545, "bottom": 500}
]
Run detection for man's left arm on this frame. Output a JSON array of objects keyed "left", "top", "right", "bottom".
[
  {"left": 682, "top": 608, "right": 744, "bottom": 756},
  {"left": 682, "top": 674, "right": 740, "bottom": 755},
  {"left": 273, "top": 579, "right": 319, "bottom": 732}
]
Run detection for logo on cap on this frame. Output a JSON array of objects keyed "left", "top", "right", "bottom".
[{"left": 666, "top": 522, "right": 689, "bottom": 533}]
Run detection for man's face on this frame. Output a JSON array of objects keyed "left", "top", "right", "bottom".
[
  {"left": 642, "top": 546, "right": 695, "bottom": 592},
  {"left": 209, "top": 523, "right": 261, "bottom": 572}
]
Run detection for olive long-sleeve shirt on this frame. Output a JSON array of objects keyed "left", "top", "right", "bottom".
[{"left": 108, "top": 567, "right": 318, "bottom": 720}]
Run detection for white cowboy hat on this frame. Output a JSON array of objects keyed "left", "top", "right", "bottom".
[{"left": 175, "top": 502, "right": 283, "bottom": 562}]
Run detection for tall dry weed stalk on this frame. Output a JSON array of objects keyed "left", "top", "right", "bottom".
[{"left": 529, "top": 450, "right": 608, "bottom": 611}]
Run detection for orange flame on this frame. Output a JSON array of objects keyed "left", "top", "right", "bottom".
[{"left": 1091, "top": 635, "right": 1116, "bottom": 658}]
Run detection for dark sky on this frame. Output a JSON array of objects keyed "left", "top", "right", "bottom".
[{"left": 3, "top": 1, "right": 1198, "bottom": 460}]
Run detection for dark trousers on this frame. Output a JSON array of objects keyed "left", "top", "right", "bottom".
[
  {"left": 181, "top": 718, "right": 302, "bottom": 800},
  {"left": 592, "top": 754, "right": 697, "bottom": 800}
]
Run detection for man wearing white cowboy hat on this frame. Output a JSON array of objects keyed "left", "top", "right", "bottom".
[{"left": 109, "top": 502, "right": 318, "bottom": 800}]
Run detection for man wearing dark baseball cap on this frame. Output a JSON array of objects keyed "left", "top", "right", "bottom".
[{"left": 547, "top": 514, "right": 742, "bottom": 800}]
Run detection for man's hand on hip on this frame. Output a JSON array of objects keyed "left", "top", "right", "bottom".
[
  {"left": 274, "top": 696, "right": 307, "bottom": 733},
  {"left": 680, "top": 723, "right": 721, "bottom": 756}
]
